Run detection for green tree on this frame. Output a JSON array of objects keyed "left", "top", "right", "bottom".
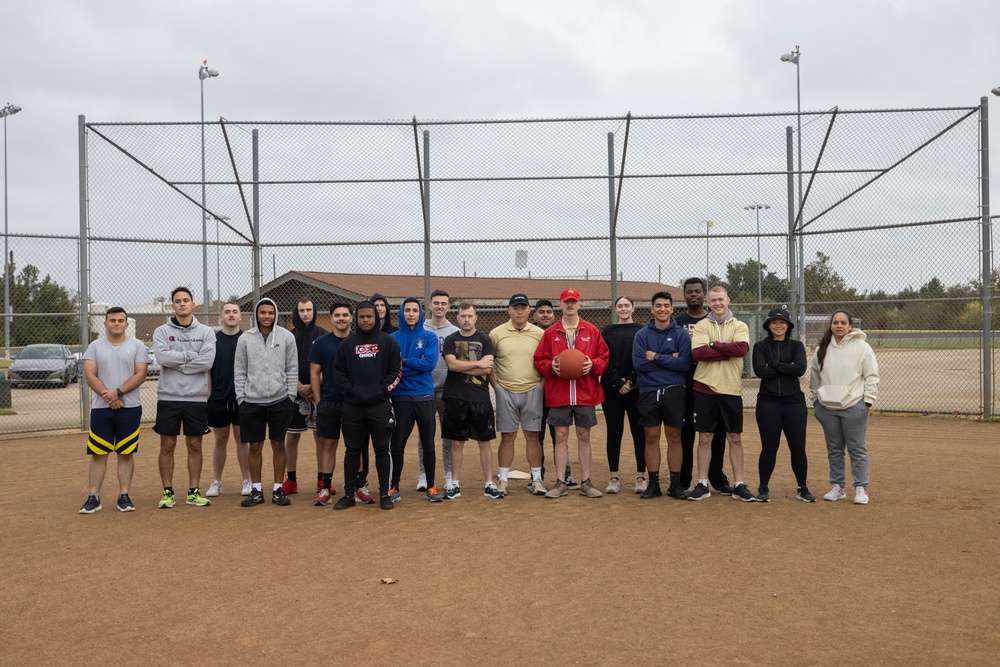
[
  {"left": 804, "top": 251, "right": 857, "bottom": 311},
  {"left": 722, "top": 259, "right": 789, "bottom": 307},
  {"left": 0, "top": 263, "right": 79, "bottom": 346}
]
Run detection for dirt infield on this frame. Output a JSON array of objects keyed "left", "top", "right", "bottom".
[{"left": 3, "top": 415, "right": 998, "bottom": 666}]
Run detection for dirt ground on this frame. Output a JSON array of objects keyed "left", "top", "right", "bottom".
[{"left": 3, "top": 415, "right": 998, "bottom": 666}]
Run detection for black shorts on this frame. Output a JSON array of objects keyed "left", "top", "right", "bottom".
[
  {"left": 638, "top": 386, "right": 686, "bottom": 428},
  {"left": 441, "top": 398, "right": 496, "bottom": 442},
  {"left": 239, "top": 398, "right": 296, "bottom": 443},
  {"left": 286, "top": 398, "right": 316, "bottom": 433},
  {"left": 692, "top": 392, "right": 743, "bottom": 434},
  {"left": 206, "top": 398, "right": 240, "bottom": 428},
  {"left": 316, "top": 400, "right": 344, "bottom": 441},
  {"left": 154, "top": 401, "right": 210, "bottom": 437}
]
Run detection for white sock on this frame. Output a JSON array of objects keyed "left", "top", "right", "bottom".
[
  {"left": 444, "top": 473, "right": 453, "bottom": 487},
  {"left": 498, "top": 467, "right": 509, "bottom": 482},
  {"left": 273, "top": 483, "right": 282, "bottom": 491},
  {"left": 698, "top": 479, "right": 709, "bottom": 487},
  {"left": 531, "top": 467, "right": 542, "bottom": 481},
  {"left": 253, "top": 482, "right": 262, "bottom": 492}
]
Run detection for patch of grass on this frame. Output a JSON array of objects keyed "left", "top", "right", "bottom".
[{"left": 0, "top": 409, "right": 16, "bottom": 416}]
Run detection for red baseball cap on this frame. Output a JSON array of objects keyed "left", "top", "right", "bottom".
[{"left": 560, "top": 288, "right": 581, "bottom": 302}]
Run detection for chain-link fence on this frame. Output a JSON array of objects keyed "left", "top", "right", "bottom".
[{"left": 1, "top": 104, "right": 994, "bottom": 434}]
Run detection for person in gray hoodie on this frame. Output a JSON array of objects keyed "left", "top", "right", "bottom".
[
  {"left": 152, "top": 286, "right": 217, "bottom": 509},
  {"left": 234, "top": 298, "right": 299, "bottom": 507}
]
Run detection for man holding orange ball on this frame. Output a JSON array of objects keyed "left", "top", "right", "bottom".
[{"left": 533, "top": 288, "right": 609, "bottom": 499}]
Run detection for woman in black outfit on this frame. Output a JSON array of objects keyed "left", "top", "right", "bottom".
[
  {"left": 752, "top": 308, "right": 815, "bottom": 502},
  {"left": 600, "top": 296, "right": 646, "bottom": 494}
]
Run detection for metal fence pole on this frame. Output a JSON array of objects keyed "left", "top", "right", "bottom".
[
  {"left": 607, "top": 132, "right": 617, "bottom": 321},
  {"left": 252, "top": 129, "right": 261, "bottom": 305},
  {"left": 786, "top": 125, "right": 799, "bottom": 338},
  {"left": 78, "top": 115, "right": 90, "bottom": 430},
  {"left": 980, "top": 96, "right": 992, "bottom": 419},
  {"left": 423, "top": 129, "right": 431, "bottom": 306}
]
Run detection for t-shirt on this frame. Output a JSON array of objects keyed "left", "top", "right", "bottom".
[
  {"left": 443, "top": 330, "right": 494, "bottom": 403},
  {"left": 489, "top": 321, "right": 543, "bottom": 393},
  {"left": 83, "top": 336, "right": 148, "bottom": 410},
  {"left": 308, "top": 332, "right": 348, "bottom": 402},
  {"left": 210, "top": 330, "right": 243, "bottom": 402}
]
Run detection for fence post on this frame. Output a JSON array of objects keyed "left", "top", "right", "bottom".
[
  {"left": 980, "top": 96, "right": 992, "bottom": 419},
  {"left": 786, "top": 125, "right": 799, "bottom": 338},
  {"left": 252, "top": 129, "right": 261, "bottom": 306},
  {"left": 607, "top": 132, "right": 617, "bottom": 322},
  {"left": 78, "top": 115, "right": 90, "bottom": 431},
  {"left": 423, "top": 129, "right": 431, "bottom": 307}
]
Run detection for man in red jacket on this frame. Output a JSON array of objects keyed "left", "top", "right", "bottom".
[{"left": 533, "top": 288, "right": 609, "bottom": 499}]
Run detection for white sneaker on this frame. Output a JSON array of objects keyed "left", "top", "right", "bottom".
[
  {"left": 241, "top": 480, "right": 252, "bottom": 496},
  {"left": 824, "top": 484, "right": 846, "bottom": 501},
  {"left": 854, "top": 487, "right": 869, "bottom": 504},
  {"left": 605, "top": 477, "right": 621, "bottom": 494},
  {"left": 634, "top": 477, "right": 648, "bottom": 494},
  {"left": 206, "top": 480, "right": 222, "bottom": 497},
  {"left": 416, "top": 475, "right": 428, "bottom": 492}
]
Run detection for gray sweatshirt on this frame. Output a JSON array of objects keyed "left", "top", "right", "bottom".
[
  {"left": 234, "top": 303, "right": 298, "bottom": 405},
  {"left": 153, "top": 316, "right": 217, "bottom": 402}
]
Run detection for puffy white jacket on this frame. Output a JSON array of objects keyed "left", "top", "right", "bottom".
[{"left": 808, "top": 329, "right": 879, "bottom": 410}]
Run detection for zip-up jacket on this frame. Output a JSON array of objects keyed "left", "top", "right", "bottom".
[
  {"left": 391, "top": 297, "right": 438, "bottom": 398},
  {"left": 808, "top": 329, "right": 879, "bottom": 409},
  {"left": 234, "top": 299, "right": 298, "bottom": 405},
  {"left": 533, "top": 317, "right": 609, "bottom": 407},
  {"left": 632, "top": 319, "right": 692, "bottom": 392},
  {"left": 334, "top": 303, "right": 402, "bottom": 407},
  {"left": 753, "top": 337, "right": 807, "bottom": 402},
  {"left": 153, "top": 315, "right": 217, "bottom": 402},
  {"left": 691, "top": 310, "right": 750, "bottom": 396}
]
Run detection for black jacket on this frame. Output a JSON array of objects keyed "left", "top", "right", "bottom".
[
  {"left": 291, "top": 298, "right": 328, "bottom": 385},
  {"left": 752, "top": 337, "right": 807, "bottom": 402},
  {"left": 333, "top": 304, "right": 402, "bottom": 407}
]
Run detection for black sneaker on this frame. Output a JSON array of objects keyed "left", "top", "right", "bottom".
[
  {"left": 666, "top": 484, "right": 688, "bottom": 500},
  {"left": 272, "top": 488, "right": 291, "bottom": 506},
  {"left": 732, "top": 483, "right": 756, "bottom": 502},
  {"left": 688, "top": 483, "right": 712, "bottom": 501},
  {"left": 712, "top": 480, "right": 734, "bottom": 496},
  {"left": 379, "top": 495, "right": 395, "bottom": 510},
  {"left": 79, "top": 495, "right": 102, "bottom": 514},
  {"left": 640, "top": 482, "right": 663, "bottom": 500},
  {"left": 796, "top": 487, "right": 817, "bottom": 503},
  {"left": 117, "top": 494, "right": 135, "bottom": 512},
  {"left": 756, "top": 486, "right": 770, "bottom": 502},
  {"left": 241, "top": 488, "right": 265, "bottom": 507},
  {"left": 333, "top": 494, "right": 356, "bottom": 510}
]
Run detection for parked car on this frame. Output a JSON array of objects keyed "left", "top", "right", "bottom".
[
  {"left": 146, "top": 347, "right": 161, "bottom": 379},
  {"left": 9, "top": 344, "right": 78, "bottom": 388}
]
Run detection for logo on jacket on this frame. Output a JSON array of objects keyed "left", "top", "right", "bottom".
[
  {"left": 416, "top": 340, "right": 425, "bottom": 349},
  {"left": 355, "top": 343, "right": 379, "bottom": 358}
]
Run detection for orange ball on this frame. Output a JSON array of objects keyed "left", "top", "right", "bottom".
[{"left": 557, "top": 348, "right": 587, "bottom": 380}]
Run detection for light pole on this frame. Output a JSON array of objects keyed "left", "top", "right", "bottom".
[
  {"left": 199, "top": 61, "right": 219, "bottom": 319},
  {"left": 2, "top": 103, "right": 22, "bottom": 359},
  {"left": 216, "top": 215, "right": 229, "bottom": 307},
  {"left": 704, "top": 220, "right": 714, "bottom": 279},
  {"left": 745, "top": 203, "right": 770, "bottom": 306},
  {"left": 781, "top": 46, "right": 805, "bottom": 334}
]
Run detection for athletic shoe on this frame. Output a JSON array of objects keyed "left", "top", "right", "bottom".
[
  {"left": 355, "top": 485, "right": 375, "bottom": 504},
  {"left": 757, "top": 486, "right": 770, "bottom": 502},
  {"left": 565, "top": 475, "right": 581, "bottom": 490},
  {"left": 854, "top": 487, "right": 869, "bottom": 505},
  {"left": 79, "top": 495, "right": 102, "bottom": 514},
  {"left": 444, "top": 485, "right": 461, "bottom": 499},
  {"left": 186, "top": 488, "right": 211, "bottom": 507},
  {"left": 117, "top": 494, "right": 135, "bottom": 512},
  {"left": 416, "top": 476, "right": 428, "bottom": 492},
  {"left": 732, "top": 483, "right": 756, "bottom": 502},
  {"left": 605, "top": 477, "right": 620, "bottom": 494},
  {"left": 579, "top": 479, "right": 602, "bottom": 498},
  {"left": 333, "top": 495, "right": 356, "bottom": 510},
  {"left": 496, "top": 478, "right": 509, "bottom": 496},
  {"left": 544, "top": 480, "right": 569, "bottom": 499},
  {"left": 666, "top": 484, "right": 687, "bottom": 500},
  {"left": 640, "top": 481, "right": 663, "bottom": 499},
  {"left": 484, "top": 483, "right": 504, "bottom": 499},
  {"left": 687, "top": 483, "right": 712, "bottom": 501},
  {"left": 281, "top": 477, "right": 298, "bottom": 495},
  {"left": 241, "top": 480, "right": 252, "bottom": 496},
  {"left": 241, "top": 488, "right": 265, "bottom": 507},
  {"left": 796, "top": 487, "right": 817, "bottom": 503},
  {"left": 530, "top": 477, "right": 548, "bottom": 496},
  {"left": 158, "top": 489, "right": 175, "bottom": 509},
  {"left": 389, "top": 487, "right": 401, "bottom": 503},
  {"left": 824, "top": 484, "right": 846, "bottom": 501},
  {"left": 425, "top": 486, "right": 443, "bottom": 502},
  {"left": 206, "top": 480, "right": 222, "bottom": 497},
  {"left": 314, "top": 488, "right": 331, "bottom": 506},
  {"left": 379, "top": 495, "right": 395, "bottom": 510},
  {"left": 272, "top": 488, "right": 291, "bottom": 506},
  {"left": 712, "top": 480, "right": 734, "bottom": 496},
  {"left": 634, "top": 477, "right": 648, "bottom": 494}
]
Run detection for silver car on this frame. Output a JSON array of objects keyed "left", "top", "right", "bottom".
[{"left": 9, "top": 344, "right": 78, "bottom": 388}]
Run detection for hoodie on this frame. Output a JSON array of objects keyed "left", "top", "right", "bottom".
[
  {"left": 808, "top": 329, "right": 879, "bottom": 409},
  {"left": 153, "top": 314, "right": 217, "bottom": 402},
  {"left": 632, "top": 318, "right": 692, "bottom": 392},
  {"left": 334, "top": 300, "right": 402, "bottom": 407},
  {"left": 234, "top": 298, "right": 298, "bottom": 405},
  {"left": 753, "top": 336, "right": 807, "bottom": 402},
  {"left": 390, "top": 297, "right": 438, "bottom": 399},
  {"left": 690, "top": 309, "right": 750, "bottom": 396},
  {"left": 370, "top": 293, "right": 398, "bottom": 334},
  {"left": 291, "top": 297, "right": 328, "bottom": 385}
]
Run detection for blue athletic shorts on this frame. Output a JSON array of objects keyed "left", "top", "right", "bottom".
[{"left": 88, "top": 406, "right": 142, "bottom": 456}]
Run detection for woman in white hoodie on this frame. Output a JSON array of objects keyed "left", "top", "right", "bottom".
[{"left": 808, "top": 310, "right": 879, "bottom": 505}]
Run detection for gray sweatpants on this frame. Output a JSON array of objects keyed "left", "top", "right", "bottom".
[
  {"left": 813, "top": 401, "right": 870, "bottom": 489},
  {"left": 417, "top": 394, "right": 453, "bottom": 479}
]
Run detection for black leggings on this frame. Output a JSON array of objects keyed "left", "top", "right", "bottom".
[
  {"left": 755, "top": 399, "right": 808, "bottom": 487},
  {"left": 602, "top": 393, "right": 645, "bottom": 474},
  {"left": 389, "top": 400, "right": 437, "bottom": 489}
]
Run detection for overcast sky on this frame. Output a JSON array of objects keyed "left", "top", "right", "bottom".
[{"left": 2, "top": 0, "right": 997, "bottom": 302}]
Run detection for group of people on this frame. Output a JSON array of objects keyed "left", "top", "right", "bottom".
[{"left": 77, "top": 279, "right": 880, "bottom": 514}]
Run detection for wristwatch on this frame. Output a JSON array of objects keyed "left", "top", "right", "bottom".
[
  {"left": 709, "top": 341, "right": 715, "bottom": 348},
  {"left": 653, "top": 353, "right": 661, "bottom": 361},
  {"left": 116, "top": 388, "right": 124, "bottom": 399}
]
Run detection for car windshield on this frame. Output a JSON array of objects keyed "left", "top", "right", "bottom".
[{"left": 19, "top": 347, "right": 63, "bottom": 360}]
